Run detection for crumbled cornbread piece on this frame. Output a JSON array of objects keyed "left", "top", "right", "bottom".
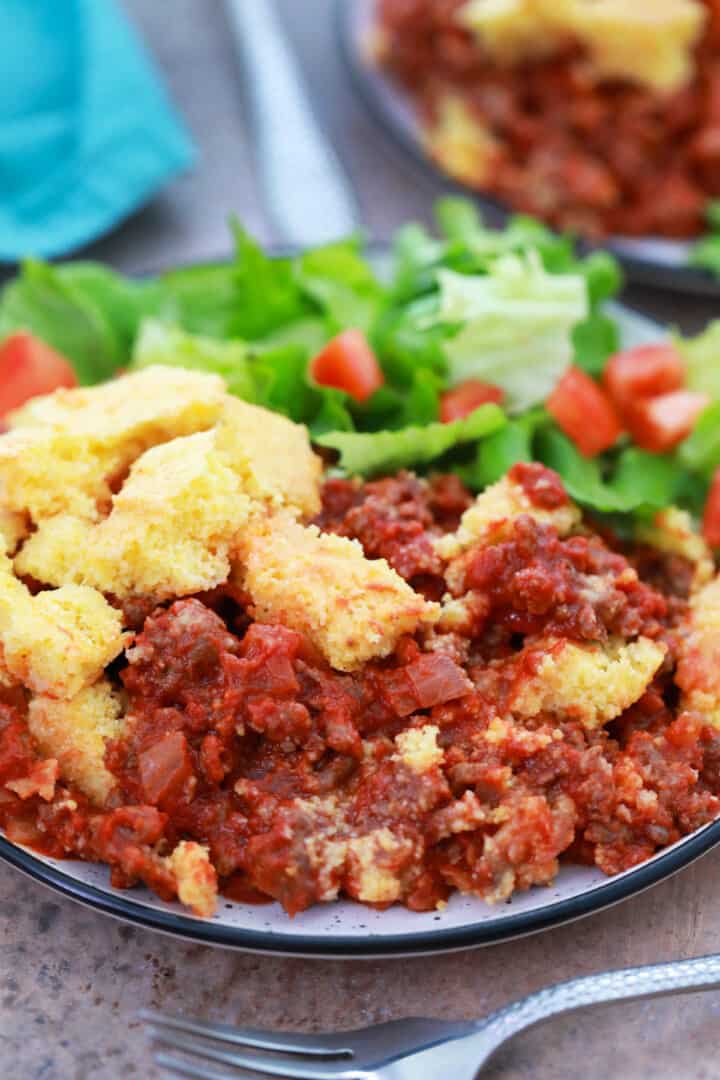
[
  {"left": 423, "top": 94, "right": 500, "bottom": 187},
  {"left": 16, "top": 430, "right": 254, "bottom": 600},
  {"left": 0, "top": 556, "right": 125, "bottom": 698},
  {"left": 28, "top": 680, "right": 124, "bottom": 805},
  {"left": 676, "top": 576, "right": 720, "bottom": 727},
  {"left": 459, "top": 0, "right": 705, "bottom": 92},
  {"left": 511, "top": 636, "right": 665, "bottom": 729},
  {"left": 219, "top": 398, "right": 322, "bottom": 517},
  {"left": 8, "top": 364, "right": 226, "bottom": 433},
  {"left": 394, "top": 725, "right": 444, "bottom": 773},
  {"left": 2, "top": 366, "right": 226, "bottom": 522},
  {"left": 436, "top": 474, "right": 580, "bottom": 563},
  {"left": 0, "top": 509, "right": 27, "bottom": 555},
  {"left": 238, "top": 514, "right": 439, "bottom": 671},
  {"left": 164, "top": 841, "right": 218, "bottom": 918},
  {"left": 344, "top": 828, "right": 414, "bottom": 905},
  {"left": 0, "top": 649, "right": 15, "bottom": 689},
  {"left": 636, "top": 508, "right": 714, "bottom": 590}
]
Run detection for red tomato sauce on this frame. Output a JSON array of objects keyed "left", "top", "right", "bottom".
[{"left": 1, "top": 469, "right": 718, "bottom": 916}]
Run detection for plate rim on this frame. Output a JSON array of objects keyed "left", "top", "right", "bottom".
[
  {"left": 3, "top": 821, "right": 720, "bottom": 957},
  {"left": 335, "top": 0, "right": 720, "bottom": 298}
]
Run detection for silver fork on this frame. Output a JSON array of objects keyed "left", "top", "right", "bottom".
[{"left": 141, "top": 951, "right": 720, "bottom": 1079}]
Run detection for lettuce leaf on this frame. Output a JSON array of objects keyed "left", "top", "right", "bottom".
[
  {"left": 316, "top": 403, "right": 506, "bottom": 477},
  {"left": 0, "top": 259, "right": 173, "bottom": 384},
  {"left": 132, "top": 319, "right": 355, "bottom": 432},
  {"left": 572, "top": 312, "right": 620, "bottom": 376},
  {"left": 158, "top": 262, "right": 240, "bottom": 339},
  {"left": 674, "top": 321, "right": 720, "bottom": 400},
  {"left": 690, "top": 201, "right": 720, "bottom": 279},
  {"left": 537, "top": 428, "right": 684, "bottom": 514},
  {"left": 297, "top": 239, "right": 385, "bottom": 335},
  {"left": 228, "top": 223, "right": 310, "bottom": 340},
  {"left": 459, "top": 415, "right": 538, "bottom": 490},
  {"left": 678, "top": 401, "right": 720, "bottom": 474},
  {"left": 131, "top": 319, "right": 256, "bottom": 400},
  {"left": 432, "top": 253, "right": 588, "bottom": 412}
]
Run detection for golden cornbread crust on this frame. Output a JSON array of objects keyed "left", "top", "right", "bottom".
[{"left": 238, "top": 513, "right": 439, "bottom": 672}]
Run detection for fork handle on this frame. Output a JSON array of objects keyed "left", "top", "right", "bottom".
[
  {"left": 224, "top": 0, "right": 360, "bottom": 246},
  {"left": 474, "top": 952, "right": 720, "bottom": 1057}
]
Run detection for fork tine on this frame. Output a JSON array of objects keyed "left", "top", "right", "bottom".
[
  {"left": 139, "top": 1010, "right": 353, "bottom": 1059},
  {"left": 149, "top": 1029, "right": 357, "bottom": 1080},
  {"left": 154, "top": 1050, "right": 244, "bottom": 1079}
]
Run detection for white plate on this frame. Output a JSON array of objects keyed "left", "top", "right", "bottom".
[
  {"left": 2, "top": 273, "right": 717, "bottom": 957},
  {"left": 337, "top": 0, "right": 720, "bottom": 297}
]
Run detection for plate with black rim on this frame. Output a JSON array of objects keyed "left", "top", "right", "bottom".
[
  {"left": 3, "top": 290, "right": 719, "bottom": 957},
  {"left": 336, "top": 0, "right": 720, "bottom": 298}
]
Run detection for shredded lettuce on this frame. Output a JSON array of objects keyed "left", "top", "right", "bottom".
[
  {"left": 316, "top": 404, "right": 506, "bottom": 477},
  {"left": 432, "top": 253, "right": 588, "bottom": 412}
]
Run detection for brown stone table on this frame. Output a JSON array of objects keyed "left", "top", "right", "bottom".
[{"left": 2, "top": 3, "right": 720, "bottom": 1077}]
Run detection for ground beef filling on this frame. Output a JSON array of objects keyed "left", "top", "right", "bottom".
[{"left": 1, "top": 470, "right": 718, "bottom": 915}]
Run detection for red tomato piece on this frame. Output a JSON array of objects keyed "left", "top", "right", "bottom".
[
  {"left": 138, "top": 731, "right": 194, "bottom": 808},
  {"left": 625, "top": 389, "right": 709, "bottom": 453},
  {"left": 603, "top": 344, "right": 685, "bottom": 413},
  {"left": 703, "top": 468, "right": 720, "bottom": 547},
  {"left": 439, "top": 379, "right": 504, "bottom": 423},
  {"left": 310, "top": 329, "right": 384, "bottom": 403},
  {"left": 546, "top": 365, "right": 623, "bottom": 457},
  {"left": 0, "top": 332, "right": 77, "bottom": 419}
]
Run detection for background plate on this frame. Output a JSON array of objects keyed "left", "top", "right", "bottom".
[
  {"left": 1, "top": 278, "right": 716, "bottom": 957},
  {"left": 337, "top": 0, "right": 720, "bottom": 298}
]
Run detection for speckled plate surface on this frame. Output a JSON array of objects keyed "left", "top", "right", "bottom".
[
  {"left": 338, "top": 0, "right": 720, "bottom": 297},
  {"left": 3, "top": 297, "right": 720, "bottom": 956}
]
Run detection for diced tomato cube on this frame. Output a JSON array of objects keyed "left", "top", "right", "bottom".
[
  {"left": 703, "top": 467, "right": 720, "bottom": 547},
  {"left": 439, "top": 379, "right": 504, "bottom": 423},
  {"left": 603, "top": 344, "right": 685, "bottom": 413},
  {"left": 310, "top": 329, "right": 384, "bottom": 403},
  {"left": 546, "top": 365, "right": 623, "bottom": 457},
  {"left": 0, "top": 332, "right": 77, "bottom": 419},
  {"left": 625, "top": 389, "right": 709, "bottom": 452}
]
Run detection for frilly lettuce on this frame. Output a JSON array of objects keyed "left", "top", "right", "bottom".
[
  {"left": 316, "top": 403, "right": 506, "bottom": 477},
  {"left": 432, "top": 252, "right": 588, "bottom": 412}
]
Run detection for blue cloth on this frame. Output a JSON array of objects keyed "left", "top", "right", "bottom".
[{"left": 0, "top": 0, "right": 196, "bottom": 261}]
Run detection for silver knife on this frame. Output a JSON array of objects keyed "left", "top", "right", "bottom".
[{"left": 224, "top": 0, "right": 361, "bottom": 247}]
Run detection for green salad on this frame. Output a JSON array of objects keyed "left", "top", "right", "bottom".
[{"left": 2, "top": 197, "right": 720, "bottom": 533}]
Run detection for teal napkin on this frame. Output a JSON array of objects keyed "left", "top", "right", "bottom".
[{"left": 0, "top": 0, "right": 196, "bottom": 261}]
